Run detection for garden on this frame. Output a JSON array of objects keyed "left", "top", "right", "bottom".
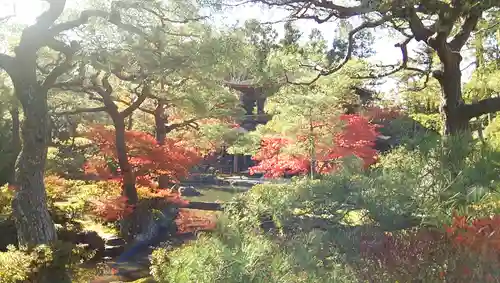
[{"left": 0, "top": 0, "right": 500, "bottom": 282}]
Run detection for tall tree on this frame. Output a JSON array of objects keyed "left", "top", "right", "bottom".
[
  {"left": 0, "top": 0, "right": 83, "bottom": 246},
  {"left": 240, "top": 0, "right": 500, "bottom": 135},
  {"left": 0, "top": 0, "right": 216, "bottom": 246}
]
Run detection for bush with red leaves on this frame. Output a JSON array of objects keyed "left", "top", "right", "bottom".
[
  {"left": 357, "top": 212, "right": 500, "bottom": 282},
  {"left": 250, "top": 114, "right": 380, "bottom": 178}
]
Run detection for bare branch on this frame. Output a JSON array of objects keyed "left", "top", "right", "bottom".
[
  {"left": 295, "top": 1, "right": 380, "bottom": 18},
  {"left": 116, "top": 98, "right": 156, "bottom": 115},
  {"left": 35, "top": 0, "right": 66, "bottom": 30},
  {"left": 100, "top": 73, "right": 113, "bottom": 96},
  {"left": 289, "top": 15, "right": 392, "bottom": 85},
  {"left": 52, "top": 106, "right": 107, "bottom": 116},
  {"left": 141, "top": 6, "right": 207, "bottom": 24},
  {"left": 14, "top": 0, "right": 67, "bottom": 55},
  {"left": 354, "top": 37, "right": 430, "bottom": 79},
  {"left": 110, "top": 68, "right": 145, "bottom": 82},
  {"left": 0, "top": 15, "right": 13, "bottom": 23},
  {"left": 406, "top": 8, "right": 434, "bottom": 42}
]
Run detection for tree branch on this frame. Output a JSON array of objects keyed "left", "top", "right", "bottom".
[
  {"left": 449, "top": 9, "right": 482, "bottom": 51},
  {"left": 463, "top": 97, "right": 500, "bottom": 120},
  {"left": 42, "top": 39, "right": 80, "bottom": 89},
  {"left": 290, "top": 15, "right": 392, "bottom": 85},
  {"left": 15, "top": 0, "right": 66, "bottom": 55},
  {"left": 52, "top": 106, "right": 107, "bottom": 116},
  {"left": 120, "top": 82, "right": 151, "bottom": 117},
  {"left": 355, "top": 36, "right": 429, "bottom": 80},
  {"left": 0, "top": 54, "right": 16, "bottom": 78},
  {"left": 48, "top": 9, "right": 149, "bottom": 39},
  {"left": 165, "top": 118, "right": 199, "bottom": 133},
  {"left": 115, "top": 97, "right": 156, "bottom": 115},
  {"left": 405, "top": 8, "right": 434, "bottom": 42},
  {"left": 34, "top": 0, "right": 66, "bottom": 30}
]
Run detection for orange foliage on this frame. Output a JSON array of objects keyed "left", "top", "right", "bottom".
[{"left": 91, "top": 196, "right": 135, "bottom": 222}]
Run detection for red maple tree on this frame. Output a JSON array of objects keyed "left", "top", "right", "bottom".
[
  {"left": 84, "top": 125, "right": 202, "bottom": 186},
  {"left": 250, "top": 114, "right": 380, "bottom": 178}
]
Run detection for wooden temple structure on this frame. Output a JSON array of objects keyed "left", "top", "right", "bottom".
[{"left": 203, "top": 80, "right": 275, "bottom": 175}]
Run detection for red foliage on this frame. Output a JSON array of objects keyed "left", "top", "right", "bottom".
[
  {"left": 358, "top": 228, "right": 448, "bottom": 281},
  {"left": 445, "top": 212, "right": 500, "bottom": 259},
  {"left": 358, "top": 213, "right": 500, "bottom": 282},
  {"left": 249, "top": 137, "right": 310, "bottom": 178},
  {"left": 250, "top": 114, "right": 380, "bottom": 178},
  {"left": 91, "top": 195, "right": 135, "bottom": 222},
  {"left": 83, "top": 125, "right": 202, "bottom": 185},
  {"left": 175, "top": 208, "right": 217, "bottom": 234}
]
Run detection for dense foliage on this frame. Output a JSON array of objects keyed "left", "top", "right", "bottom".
[
  {"left": 0, "top": 0, "right": 499, "bottom": 282},
  {"left": 83, "top": 125, "right": 202, "bottom": 186},
  {"left": 250, "top": 114, "right": 379, "bottom": 177},
  {"left": 152, "top": 136, "right": 500, "bottom": 282}
]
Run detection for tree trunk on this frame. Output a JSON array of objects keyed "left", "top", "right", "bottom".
[
  {"left": 9, "top": 106, "right": 20, "bottom": 184},
  {"left": 434, "top": 59, "right": 470, "bottom": 135},
  {"left": 111, "top": 114, "right": 141, "bottom": 241},
  {"left": 154, "top": 101, "right": 172, "bottom": 188},
  {"left": 12, "top": 83, "right": 57, "bottom": 247},
  {"left": 154, "top": 101, "right": 166, "bottom": 145},
  {"left": 112, "top": 116, "right": 138, "bottom": 205}
]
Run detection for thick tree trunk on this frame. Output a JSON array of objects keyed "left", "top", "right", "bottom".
[
  {"left": 12, "top": 84, "right": 57, "bottom": 247},
  {"left": 8, "top": 106, "right": 20, "bottom": 184},
  {"left": 436, "top": 66, "right": 470, "bottom": 135}
]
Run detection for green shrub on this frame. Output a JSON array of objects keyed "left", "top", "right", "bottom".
[
  {"left": 151, "top": 135, "right": 500, "bottom": 282},
  {"left": 151, "top": 222, "right": 357, "bottom": 283},
  {"left": 44, "top": 176, "right": 123, "bottom": 224},
  {"left": 0, "top": 242, "right": 95, "bottom": 283},
  {"left": 46, "top": 137, "right": 96, "bottom": 178},
  {"left": 0, "top": 246, "right": 32, "bottom": 282}
]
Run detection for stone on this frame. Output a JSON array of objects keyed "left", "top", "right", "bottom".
[
  {"left": 75, "top": 231, "right": 106, "bottom": 253},
  {"left": 105, "top": 236, "right": 127, "bottom": 247},
  {"left": 177, "top": 185, "right": 201, "bottom": 196}
]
